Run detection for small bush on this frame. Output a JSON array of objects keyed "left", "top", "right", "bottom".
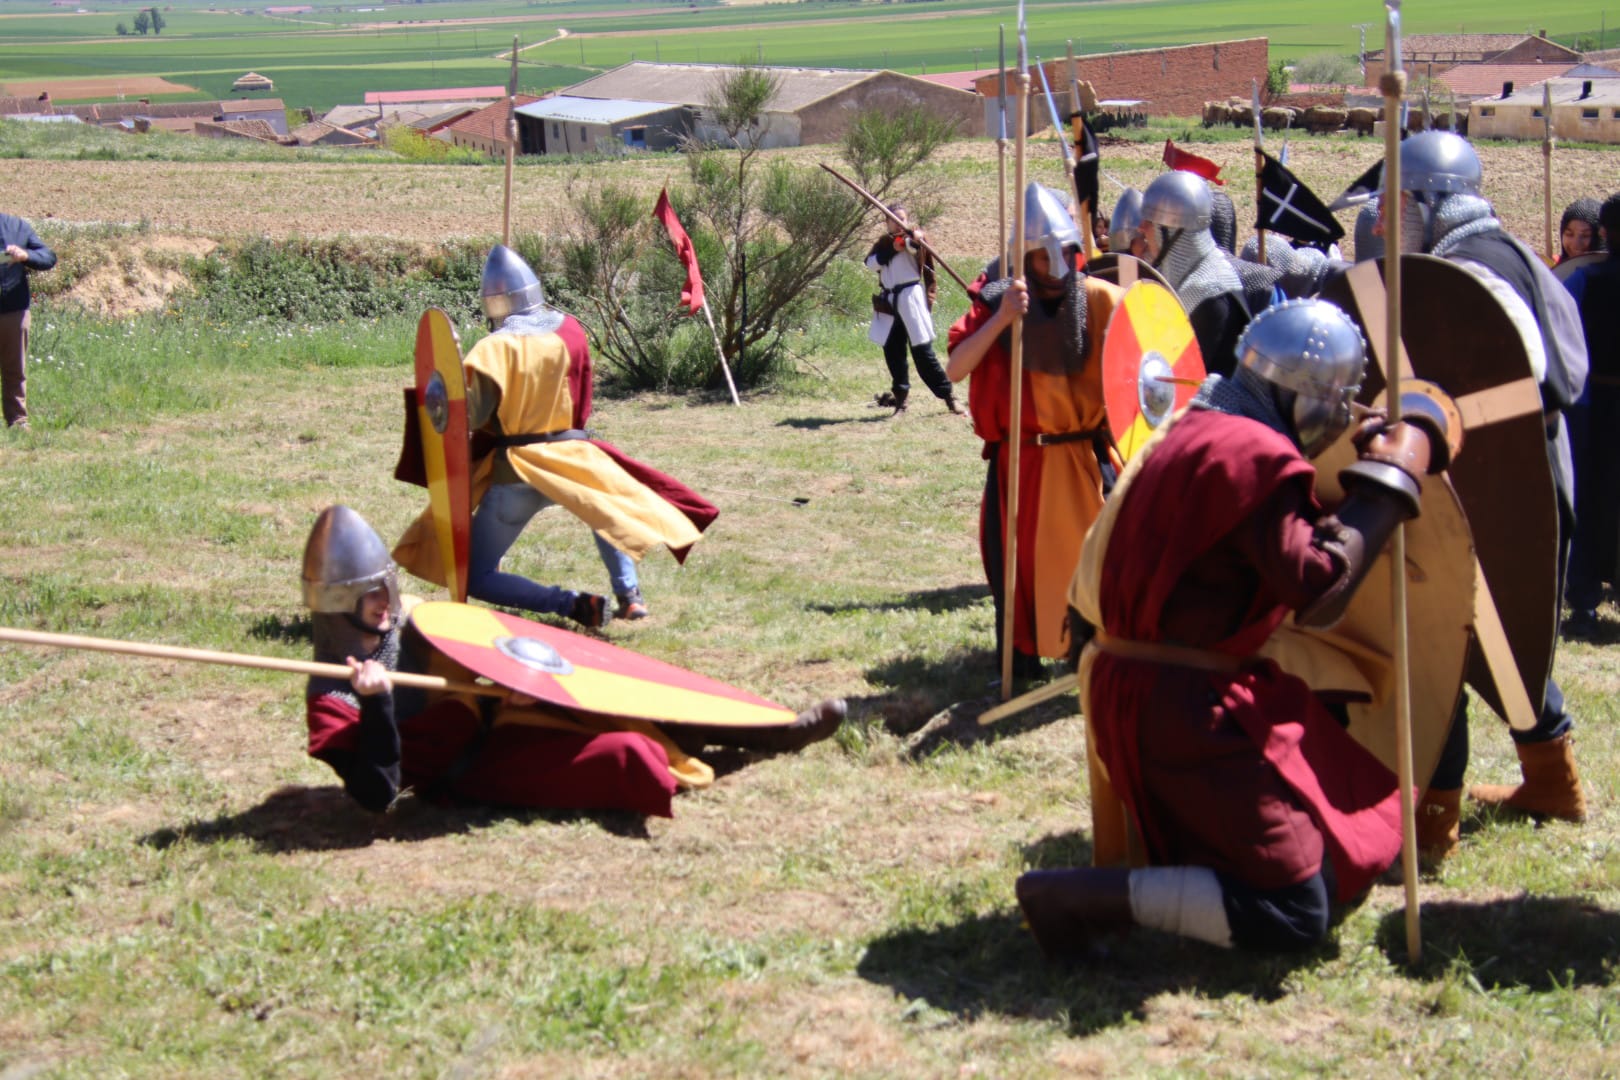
[{"left": 1291, "top": 51, "right": 1361, "bottom": 87}]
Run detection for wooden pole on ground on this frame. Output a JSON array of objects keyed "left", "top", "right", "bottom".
[
  {"left": 699, "top": 296, "right": 741, "bottom": 406},
  {"left": 998, "top": 25, "right": 1010, "bottom": 278},
  {"left": 503, "top": 35, "right": 519, "bottom": 247},
  {"left": 1542, "top": 80, "right": 1555, "bottom": 263}
]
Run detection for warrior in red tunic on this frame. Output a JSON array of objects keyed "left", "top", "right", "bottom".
[
  {"left": 1018, "top": 299, "right": 1455, "bottom": 955},
  {"left": 947, "top": 183, "right": 1122, "bottom": 680},
  {"left": 302, "top": 506, "right": 843, "bottom": 816}
]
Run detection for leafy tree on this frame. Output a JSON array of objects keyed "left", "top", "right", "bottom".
[
  {"left": 1264, "top": 59, "right": 1290, "bottom": 97},
  {"left": 1291, "top": 51, "right": 1361, "bottom": 87},
  {"left": 133, "top": 8, "right": 150, "bottom": 33},
  {"left": 556, "top": 62, "right": 957, "bottom": 393},
  {"left": 115, "top": 21, "right": 129, "bottom": 34},
  {"left": 149, "top": 7, "right": 166, "bottom": 34}
]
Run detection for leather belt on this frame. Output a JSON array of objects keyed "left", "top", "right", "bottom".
[
  {"left": 1034, "top": 426, "right": 1111, "bottom": 447},
  {"left": 1093, "top": 629, "right": 1249, "bottom": 674}
]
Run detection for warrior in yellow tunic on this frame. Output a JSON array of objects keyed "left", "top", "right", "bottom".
[{"left": 395, "top": 246, "right": 718, "bottom": 626}]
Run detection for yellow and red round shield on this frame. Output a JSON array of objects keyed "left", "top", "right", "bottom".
[
  {"left": 1101, "top": 282, "right": 1206, "bottom": 461},
  {"left": 414, "top": 308, "right": 471, "bottom": 603},
  {"left": 410, "top": 601, "right": 797, "bottom": 728}
]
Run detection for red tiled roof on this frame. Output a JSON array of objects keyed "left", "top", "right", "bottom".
[
  {"left": 365, "top": 87, "right": 505, "bottom": 105},
  {"left": 446, "top": 94, "right": 540, "bottom": 143},
  {"left": 909, "top": 70, "right": 983, "bottom": 92},
  {"left": 1438, "top": 62, "right": 1578, "bottom": 98}
]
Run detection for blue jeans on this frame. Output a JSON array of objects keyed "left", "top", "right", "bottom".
[{"left": 467, "top": 482, "right": 638, "bottom": 616}]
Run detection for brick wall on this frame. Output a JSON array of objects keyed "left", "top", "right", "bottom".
[{"left": 971, "top": 38, "right": 1269, "bottom": 119}]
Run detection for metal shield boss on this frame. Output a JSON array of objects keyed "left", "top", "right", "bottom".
[
  {"left": 1320, "top": 255, "right": 1558, "bottom": 733},
  {"left": 414, "top": 308, "right": 472, "bottom": 604},
  {"left": 408, "top": 601, "right": 798, "bottom": 728},
  {"left": 1101, "top": 281, "right": 1206, "bottom": 460}
]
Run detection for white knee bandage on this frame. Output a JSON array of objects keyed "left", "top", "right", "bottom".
[{"left": 1128, "top": 866, "right": 1234, "bottom": 948}]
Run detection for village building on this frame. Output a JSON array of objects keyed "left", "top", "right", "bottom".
[
  {"left": 442, "top": 94, "right": 540, "bottom": 157},
  {"left": 231, "top": 72, "right": 275, "bottom": 94},
  {"left": 1470, "top": 75, "right": 1620, "bottom": 144},
  {"left": 1363, "top": 32, "right": 1583, "bottom": 87},
  {"left": 0, "top": 96, "right": 289, "bottom": 137},
  {"left": 970, "top": 38, "right": 1270, "bottom": 124},
  {"left": 555, "top": 62, "right": 983, "bottom": 148},
  {"left": 288, "top": 118, "right": 376, "bottom": 147},
  {"left": 512, "top": 96, "right": 687, "bottom": 155}
]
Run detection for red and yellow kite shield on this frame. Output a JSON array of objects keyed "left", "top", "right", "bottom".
[
  {"left": 1102, "top": 281, "right": 1206, "bottom": 460},
  {"left": 410, "top": 601, "right": 798, "bottom": 728},
  {"left": 414, "top": 308, "right": 471, "bottom": 603}
]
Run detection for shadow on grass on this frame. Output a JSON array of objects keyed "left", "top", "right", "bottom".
[
  {"left": 850, "top": 644, "right": 1076, "bottom": 751},
  {"left": 1377, "top": 895, "right": 1620, "bottom": 988},
  {"left": 809, "top": 583, "right": 990, "bottom": 617},
  {"left": 140, "top": 783, "right": 654, "bottom": 854},
  {"left": 774, "top": 414, "right": 894, "bottom": 430},
  {"left": 858, "top": 908, "right": 1323, "bottom": 1036}
]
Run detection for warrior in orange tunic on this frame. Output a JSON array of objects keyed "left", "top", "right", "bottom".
[{"left": 947, "top": 184, "right": 1122, "bottom": 675}]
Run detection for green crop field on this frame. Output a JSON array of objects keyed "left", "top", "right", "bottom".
[{"left": 0, "top": 0, "right": 1611, "bottom": 111}]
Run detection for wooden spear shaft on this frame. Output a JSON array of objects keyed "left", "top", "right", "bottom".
[
  {"left": 1379, "top": 0, "right": 1422, "bottom": 965},
  {"left": 0, "top": 626, "right": 505, "bottom": 698},
  {"left": 1001, "top": 67, "right": 1030, "bottom": 700},
  {"left": 1542, "top": 80, "right": 1555, "bottom": 263},
  {"left": 502, "top": 35, "right": 519, "bottom": 247},
  {"left": 998, "top": 25, "right": 1011, "bottom": 278}
]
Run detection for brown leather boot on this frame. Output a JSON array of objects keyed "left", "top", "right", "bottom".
[
  {"left": 1015, "top": 867, "right": 1134, "bottom": 961},
  {"left": 1468, "top": 734, "right": 1587, "bottom": 822},
  {"left": 1416, "top": 787, "right": 1461, "bottom": 865}
]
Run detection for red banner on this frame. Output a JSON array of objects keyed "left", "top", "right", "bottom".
[
  {"left": 652, "top": 187, "right": 705, "bottom": 316},
  {"left": 1161, "top": 139, "right": 1225, "bottom": 185}
]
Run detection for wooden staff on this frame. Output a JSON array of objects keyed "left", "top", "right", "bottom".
[
  {"left": 502, "top": 35, "right": 519, "bottom": 246},
  {"left": 1378, "top": 0, "right": 1422, "bottom": 965},
  {"left": 1542, "top": 80, "right": 1555, "bottom": 263},
  {"left": 0, "top": 626, "right": 505, "bottom": 698},
  {"left": 817, "top": 163, "right": 971, "bottom": 293},
  {"left": 1253, "top": 78, "right": 1267, "bottom": 266},
  {"left": 998, "top": 25, "right": 1011, "bottom": 278},
  {"left": 1067, "top": 39, "right": 1097, "bottom": 257},
  {"left": 1001, "top": 35, "right": 1031, "bottom": 700}
]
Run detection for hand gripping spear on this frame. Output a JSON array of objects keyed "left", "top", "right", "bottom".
[
  {"left": 817, "top": 163, "right": 971, "bottom": 294},
  {"left": 1379, "top": 0, "right": 1423, "bottom": 965},
  {"left": 1000, "top": 0, "right": 1031, "bottom": 699}
]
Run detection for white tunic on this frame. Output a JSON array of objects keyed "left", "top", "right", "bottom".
[{"left": 866, "top": 240, "right": 935, "bottom": 346}]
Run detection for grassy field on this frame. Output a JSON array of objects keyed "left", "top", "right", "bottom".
[
  {"left": 0, "top": 116, "right": 1619, "bottom": 1074},
  {"left": 1, "top": 0, "right": 1612, "bottom": 111}
]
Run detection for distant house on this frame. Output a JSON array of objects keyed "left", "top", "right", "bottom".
[
  {"left": 1364, "top": 32, "right": 1583, "bottom": 87},
  {"left": 443, "top": 94, "right": 540, "bottom": 156},
  {"left": 290, "top": 119, "right": 375, "bottom": 147},
  {"left": 971, "top": 39, "right": 1269, "bottom": 124},
  {"left": 513, "top": 96, "right": 688, "bottom": 156},
  {"left": 1435, "top": 62, "right": 1581, "bottom": 100},
  {"left": 194, "top": 118, "right": 284, "bottom": 143},
  {"left": 232, "top": 72, "right": 275, "bottom": 93},
  {"left": 15, "top": 97, "right": 290, "bottom": 137},
  {"left": 364, "top": 87, "right": 505, "bottom": 106},
  {"left": 557, "top": 62, "right": 982, "bottom": 147},
  {"left": 1470, "top": 75, "right": 1620, "bottom": 144}
]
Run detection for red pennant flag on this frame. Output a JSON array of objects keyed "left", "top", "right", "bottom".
[
  {"left": 1162, "top": 139, "right": 1226, "bottom": 185},
  {"left": 652, "top": 187, "right": 704, "bottom": 316}
]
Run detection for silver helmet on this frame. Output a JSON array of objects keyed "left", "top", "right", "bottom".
[
  {"left": 301, "top": 504, "right": 400, "bottom": 619},
  {"left": 1107, "top": 188, "right": 1144, "bottom": 254},
  {"left": 1014, "top": 182, "right": 1082, "bottom": 270},
  {"left": 1235, "top": 298, "right": 1367, "bottom": 458},
  {"left": 1141, "top": 171, "right": 1213, "bottom": 232},
  {"left": 1397, "top": 131, "right": 1482, "bottom": 197},
  {"left": 480, "top": 244, "right": 546, "bottom": 325}
]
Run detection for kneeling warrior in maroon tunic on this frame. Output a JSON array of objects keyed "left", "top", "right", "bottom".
[{"left": 1020, "top": 299, "right": 1455, "bottom": 955}]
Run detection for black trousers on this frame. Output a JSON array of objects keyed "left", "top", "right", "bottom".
[{"left": 882, "top": 316, "right": 952, "bottom": 403}]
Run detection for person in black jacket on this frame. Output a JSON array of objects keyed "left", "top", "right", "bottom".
[{"left": 1, "top": 213, "right": 57, "bottom": 430}]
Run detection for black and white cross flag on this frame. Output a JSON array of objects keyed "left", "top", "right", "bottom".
[{"left": 1256, "top": 150, "right": 1345, "bottom": 246}]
